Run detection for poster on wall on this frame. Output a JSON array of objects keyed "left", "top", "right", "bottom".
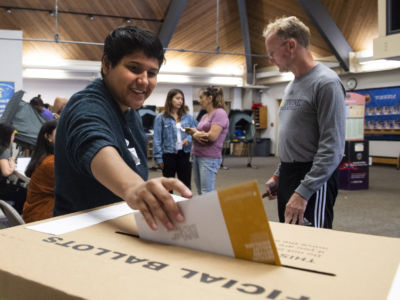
[
  {"left": 356, "top": 87, "right": 400, "bottom": 141},
  {"left": 344, "top": 92, "right": 365, "bottom": 141},
  {"left": 0, "top": 81, "right": 15, "bottom": 118}
]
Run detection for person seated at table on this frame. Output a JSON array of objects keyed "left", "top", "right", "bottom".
[
  {"left": 30, "top": 95, "right": 54, "bottom": 120},
  {"left": 23, "top": 120, "right": 57, "bottom": 223},
  {"left": 0, "top": 122, "right": 26, "bottom": 214}
]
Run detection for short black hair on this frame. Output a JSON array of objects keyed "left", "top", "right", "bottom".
[
  {"left": 102, "top": 25, "right": 165, "bottom": 74},
  {"left": 30, "top": 94, "right": 44, "bottom": 107}
]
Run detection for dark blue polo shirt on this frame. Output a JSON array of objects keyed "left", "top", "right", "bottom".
[{"left": 54, "top": 79, "right": 148, "bottom": 216}]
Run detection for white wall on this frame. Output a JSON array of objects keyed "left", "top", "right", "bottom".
[
  {"left": 22, "top": 79, "right": 195, "bottom": 113},
  {"left": 23, "top": 78, "right": 245, "bottom": 115},
  {"left": 24, "top": 67, "right": 400, "bottom": 157},
  {"left": 146, "top": 83, "right": 194, "bottom": 113},
  {"left": 231, "top": 87, "right": 242, "bottom": 110},
  {"left": 0, "top": 30, "right": 23, "bottom": 91},
  {"left": 260, "top": 82, "right": 286, "bottom": 154},
  {"left": 23, "top": 78, "right": 91, "bottom": 105},
  {"left": 341, "top": 68, "right": 400, "bottom": 90},
  {"left": 260, "top": 68, "right": 400, "bottom": 155}
]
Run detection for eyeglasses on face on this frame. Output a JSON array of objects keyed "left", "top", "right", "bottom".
[{"left": 266, "top": 39, "right": 288, "bottom": 60}]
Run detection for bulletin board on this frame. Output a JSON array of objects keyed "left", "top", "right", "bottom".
[
  {"left": 0, "top": 81, "right": 15, "bottom": 117},
  {"left": 356, "top": 86, "right": 400, "bottom": 141}
]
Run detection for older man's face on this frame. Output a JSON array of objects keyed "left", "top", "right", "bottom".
[{"left": 265, "top": 33, "right": 292, "bottom": 73}]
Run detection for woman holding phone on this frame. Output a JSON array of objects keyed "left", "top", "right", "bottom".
[{"left": 153, "top": 89, "right": 197, "bottom": 189}]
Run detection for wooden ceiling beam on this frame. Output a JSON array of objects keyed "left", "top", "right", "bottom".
[
  {"left": 298, "top": 0, "right": 353, "bottom": 71},
  {"left": 159, "top": 0, "right": 187, "bottom": 50}
]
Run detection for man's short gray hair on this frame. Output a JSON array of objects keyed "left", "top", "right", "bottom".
[{"left": 263, "top": 16, "right": 310, "bottom": 48}]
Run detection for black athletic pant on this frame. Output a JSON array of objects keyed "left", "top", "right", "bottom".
[
  {"left": 162, "top": 150, "right": 191, "bottom": 189},
  {"left": 277, "top": 162, "right": 338, "bottom": 229}
]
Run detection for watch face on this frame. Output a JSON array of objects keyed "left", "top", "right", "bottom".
[{"left": 347, "top": 78, "right": 357, "bottom": 90}]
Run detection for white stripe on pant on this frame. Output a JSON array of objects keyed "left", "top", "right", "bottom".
[{"left": 314, "top": 182, "right": 327, "bottom": 228}]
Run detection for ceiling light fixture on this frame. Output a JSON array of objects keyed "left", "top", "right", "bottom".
[
  {"left": 88, "top": 15, "right": 94, "bottom": 21},
  {"left": 125, "top": 19, "right": 132, "bottom": 24},
  {"left": 6, "top": 8, "right": 11, "bottom": 14}
]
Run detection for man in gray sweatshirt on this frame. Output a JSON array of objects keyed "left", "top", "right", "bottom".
[{"left": 263, "top": 16, "right": 345, "bottom": 228}]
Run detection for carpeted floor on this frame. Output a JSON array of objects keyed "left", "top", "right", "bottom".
[{"left": 148, "top": 156, "right": 400, "bottom": 238}]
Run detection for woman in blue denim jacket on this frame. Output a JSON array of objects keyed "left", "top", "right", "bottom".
[{"left": 153, "top": 89, "right": 197, "bottom": 188}]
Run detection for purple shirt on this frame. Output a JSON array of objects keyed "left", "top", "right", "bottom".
[
  {"left": 41, "top": 108, "right": 54, "bottom": 120},
  {"left": 192, "top": 108, "right": 229, "bottom": 158}
]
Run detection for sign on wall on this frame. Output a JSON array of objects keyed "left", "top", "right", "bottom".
[
  {"left": 0, "top": 81, "right": 15, "bottom": 117},
  {"left": 357, "top": 86, "right": 400, "bottom": 141}
]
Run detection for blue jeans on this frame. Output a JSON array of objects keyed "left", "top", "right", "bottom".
[{"left": 192, "top": 155, "right": 222, "bottom": 195}]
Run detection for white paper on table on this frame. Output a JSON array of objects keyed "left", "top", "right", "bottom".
[
  {"left": 25, "top": 195, "right": 186, "bottom": 236},
  {"left": 387, "top": 263, "right": 400, "bottom": 300},
  {"left": 135, "top": 191, "right": 235, "bottom": 257},
  {"left": 15, "top": 157, "right": 30, "bottom": 174},
  {"left": 26, "top": 202, "right": 134, "bottom": 235}
]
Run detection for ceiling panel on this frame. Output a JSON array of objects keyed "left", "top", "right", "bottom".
[{"left": 0, "top": 0, "right": 378, "bottom": 73}]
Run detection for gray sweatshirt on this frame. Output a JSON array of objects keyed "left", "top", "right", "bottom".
[{"left": 275, "top": 63, "right": 346, "bottom": 200}]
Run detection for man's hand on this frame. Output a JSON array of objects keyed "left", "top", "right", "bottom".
[
  {"left": 124, "top": 177, "right": 192, "bottom": 231},
  {"left": 284, "top": 193, "right": 307, "bottom": 225},
  {"left": 157, "top": 162, "right": 164, "bottom": 170},
  {"left": 264, "top": 176, "right": 278, "bottom": 200}
]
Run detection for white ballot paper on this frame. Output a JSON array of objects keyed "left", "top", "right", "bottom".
[{"left": 135, "top": 180, "right": 281, "bottom": 265}]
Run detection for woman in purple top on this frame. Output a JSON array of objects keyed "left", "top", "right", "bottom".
[
  {"left": 185, "top": 86, "right": 229, "bottom": 194},
  {"left": 30, "top": 95, "right": 54, "bottom": 120}
]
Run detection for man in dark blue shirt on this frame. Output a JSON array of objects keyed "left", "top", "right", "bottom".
[{"left": 54, "top": 26, "right": 192, "bottom": 231}]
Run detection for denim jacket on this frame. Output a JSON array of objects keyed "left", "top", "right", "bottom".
[{"left": 153, "top": 113, "right": 197, "bottom": 164}]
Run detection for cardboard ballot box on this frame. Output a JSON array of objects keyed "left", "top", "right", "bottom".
[{"left": 0, "top": 204, "right": 399, "bottom": 299}]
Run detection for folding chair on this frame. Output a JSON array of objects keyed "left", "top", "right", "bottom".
[{"left": 0, "top": 199, "right": 25, "bottom": 228}]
